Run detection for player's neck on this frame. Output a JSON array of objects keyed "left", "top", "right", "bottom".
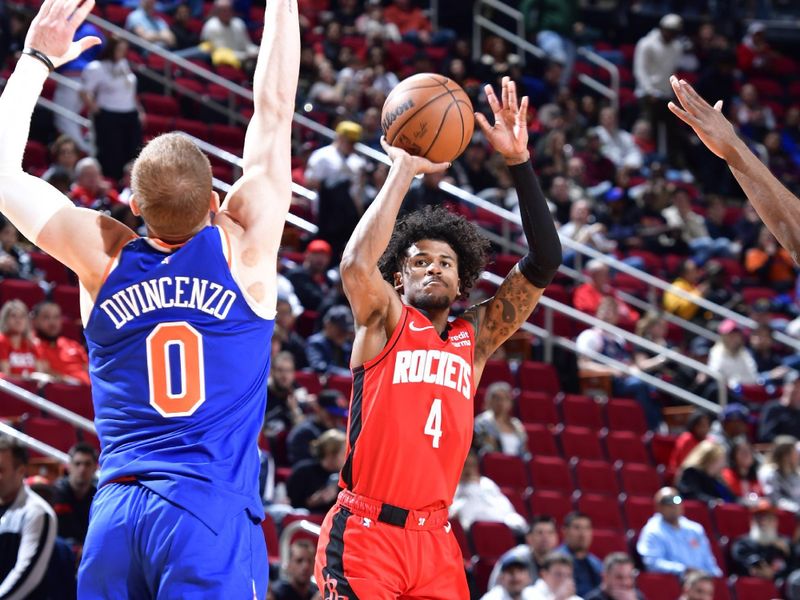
[{"left": 413, "top": 306, "right": 450, "bottom": 336}]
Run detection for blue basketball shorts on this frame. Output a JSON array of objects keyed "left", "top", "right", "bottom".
[{"left": 77, "top": 482, "right": 268, "bottom": 599}]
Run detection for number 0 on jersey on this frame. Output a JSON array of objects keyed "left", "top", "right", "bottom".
[{"left": 146, "top": 322, "right": 206, "bottom": 417}]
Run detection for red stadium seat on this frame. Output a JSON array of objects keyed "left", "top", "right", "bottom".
[
  {"left": 143, "top": 114, "right": 174, "bottom": 138},
  {"left": 23, "top": 416, "right": 77, "bottom": 453},
  {"left": 636, "top": 572, "right": 681, "bottom": 600},
  {"left": 23, "top": 140, "right": 48, "bottom": 171},
  {"left": 30, "top": 252, "right": 72, "bottom": 286},
  {"left": 561, "top": 394, "right": 604, "bottom": 429},
  {"left": 682, "top": 500, "right": 714, "bottom": 537},
  {"left": 650, "top": 433, "right": 678, "bottom": 467},
  {"left": 560, "top": 426, "right": 605, "bottom": 461},
  {"left": 590, "top": 529, "right": 628, "bottom": 558},
  {"left": 472, "top": 558, "right": 495, "bottom": 596},
  {"left": 52, "top": 285, "right": 80, "bottom": 320},
  {"left": 733, "top": 576, "right": 780, "bottom": 600},
  {"left": 518, "top": 391, "right": 559, "bottom": 426},
  {"left": 470, "top": 521, "right": 516, "bottom": 560},
  {"left": 44, "top": 383, "right": 93, "bottom": 421},
  {"left": 528, "top": 456, "right": 573, "bottom": 495},
  {"left": 103, "top": 4, "right": 133, "bottom": 25},
  {"left": 713, "top": 578, "right": 732, "bottom": 600},
  {"left": 577, "top": 494, "right": 624, "bottom": 530},
  {"left": 449, "top": 518, "right": 472, "bottom": 567},
  {"left": 261, "top": 515, "right": 280, "bottom": 563},
  {"left": 502, "top": 487, "right": 529, "bottom": 519},
  {"left": 174, "top": 117, "right": 209, "bottom": 140},
  {"left": 325, "top": 375, "right": 352, "bottom": 398},
  {"left": 619, "top": 463, "right": 661, "bottom": 498},
  {"left": 209, "top": 124, "right": 246, "bottom": 149},
  {"left": 528, "top": 490, "right": 572, "bottom": 525},
  {"left": 481, "top": 453, "right": 528, "bottom": 492},
  {"left": 479, "top": 360, "right": 514, "bottom": 387},
  {"left": 741, "top": 287, "right": 776, "bottom": 304},
  {"left": 739, "top": 383, "right": 778, "bottom": 404},
  {"left": 623, "top": 495, "right": 655, "bottom": 532},
  {"left": 0, "top": 379, "right": 40, "bottom": 419},
  {"left": 713, "top": 503, "right": 751, "bottom": 539},
  {"left": 777, "top": 509, "right": 796, "bottom": 538},
  {"left": 293, "top": 371, "right": 322, "bottom": 395},
  {"left": 518, "top": 361, "right": 560, "bottom": 397},
  {"left": 574, "top": 460, "right": 619, "bottom": 496},
  {"left": 0, "top": 279, "right": 45, "bottom": 310},
  {"left": 605, "top": 431, "right": 650, "bottom": 465},
  {"left": 524, "top": 423, "right": 560, "bottom": 457},
  {"left": 139, "top": 93, "right": 180, "bottom": 117},
  {"left": 607, "top": 398, "right": 649, "bottom": 434}
]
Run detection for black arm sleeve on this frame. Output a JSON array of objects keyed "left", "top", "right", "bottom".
[{"left": 509, "top": 160, "right": 562, "bottom": 288}]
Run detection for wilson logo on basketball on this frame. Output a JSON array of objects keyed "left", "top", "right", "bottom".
[{"left": 381, "top": 99, "right": 415, "bottom": 132}]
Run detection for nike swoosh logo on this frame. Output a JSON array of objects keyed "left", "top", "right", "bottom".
[{"left": 409, "top": 321, "right": 435, "bottom": 332}]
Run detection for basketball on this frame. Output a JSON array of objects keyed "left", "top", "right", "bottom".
[{"left": 381, "top": 73, "right": 475, "bottom": 164}]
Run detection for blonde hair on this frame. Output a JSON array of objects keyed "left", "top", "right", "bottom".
[
  {"left": 680, "top": 440, "right": 725, "bottom": 474},
  {"left": 0, "top": 300, "right": 30, "bottom": 337},
  {"left": 131, "top": 133, "right": 213, "bottom": 239},
  {"left": 311, "top": 429, "right": 346, "bottom": 460}
]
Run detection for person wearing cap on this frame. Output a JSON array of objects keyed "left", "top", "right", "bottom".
[
  {"left": 488, "top": 516, "right": 560, "bottom": 590},
  {"left": 707, "top": 318, "right": 759, "bottom": 389},
  {"left": 730, "top": 500, "right": 797, "bottom": 581},
  {"left": 737, "top": 21, "right": 780, "bottom": 75},
  {"left": 584, "top": 552, "right": 644, "bottom": 600},
  {"left": 286, "top": 429, "right": 347, "bottom": 514},
  {"left": 721, "top": 437, "right": 764, "bottom": 500},
  {"left": 758, "top": 370, "right": 800, "bottom": 442},
  {"left": 286, "top": 389, "right": 348, "bottom": 466},
  {"left": 708, "top": 403, "right": 751, "bottom": 453},
  {"left": 636, "top": 487, "right": 722, "bottom": 577},
  {"left": 526, "top": 553, "right": 582, "bottom": 600},
  {"left": 304, "top": 305, "right": 353, "bottom": 377},
  {"left": 286, "top": 239, "right": 335, "bottom": 312},
  {"left": 481, "top": 553, "right": 534, "bottom": 600}
]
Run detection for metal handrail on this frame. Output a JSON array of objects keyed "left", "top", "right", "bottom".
[
  {"left": 0, "top": 379, "right": 96, "bottom": 434},
  {"left": 576, "top": 47, "right": 620, "bottom": 113},
  {"left": 0, "top": 421, "right": 70, "bottom": 464}
]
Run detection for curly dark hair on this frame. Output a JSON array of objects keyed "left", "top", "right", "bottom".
[{"left": 378, "top": 206, "right": 490, "bottom": 300}]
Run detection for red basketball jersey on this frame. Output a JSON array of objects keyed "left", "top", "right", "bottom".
[{"left": 340, "top": 305, "right": 476, "bottom": 510}]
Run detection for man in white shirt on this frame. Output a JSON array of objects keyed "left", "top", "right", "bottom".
[
  {"left": 125, "top": 0, "right": 175, "bottom": 49},
  {"left": 200, "top": 0, "right": 258, "bottom": 68},
  {"left": 594, "top": 108, "right": 642, "bottom": 170},
  {"left": 707, "top": 319, "right": 759, "bottom": 388}
]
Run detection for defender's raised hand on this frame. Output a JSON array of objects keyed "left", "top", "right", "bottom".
[
  {"left": 24, "top": 0, "right": 101, "bottom": 69},
  {"left": 475, "top": 76, "right": 530, "bottom": 165}
]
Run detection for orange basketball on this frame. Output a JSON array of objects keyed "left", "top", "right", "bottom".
[{"left": 381, "top": 73, "right": 475, "bottom": 164}]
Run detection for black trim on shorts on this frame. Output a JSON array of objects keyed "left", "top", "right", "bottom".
[
  {"left": 322, "top": 508, "right": 359, "bottom": 600},
  {"left": 340, "top": 368, "right": 364, "bottom": 488}
]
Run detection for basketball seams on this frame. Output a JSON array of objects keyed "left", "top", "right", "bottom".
[
  {"left": 454, "top": 101, "right": 473, "bottom": 157},
  {"left": 418, "top": 100, "right": 456, "bottom": 159},
  {"left": 434, "top": 79, "right": 468, "bottom": 163},
  {"left": 385, "top": 88, "right": 457, "bottom": 145}
]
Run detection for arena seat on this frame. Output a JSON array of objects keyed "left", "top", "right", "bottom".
[
  {"left": 0, "top": 279, "right": 45, "bottom": 309},
  {"left": 649, "top": 433, "right": 678, "bottom": 467},
  {"left": 590, "top": 529, "right": 628, "bottom": 559},
  {"left": 139, "top": 93, "right": 180, "bottom": 117},
  {"left": 470, "top": 521, "right": 516, "bottom": 560},
  {"left": 636, "top": 572, "right": 681, "bottom": 600},
  {"left": 559, "top": 426, "right": 605, "bottom": 461},
  {"left": 561, "top": 394, "right": 604, "bottom": 429},
  {"left": 324, "top": 375, "right": 352, "bottom": 398},
  {"left": 622, "top": 495, "right": 655, "bottom": 532},
  {"left": 481, "top": 453, "right": 528, "bottom": 492},
  {"left": 576, "top": 494, "right": 624, "bottom": 531},
  {"left": 0, "top": 381, "right": 40, "bottom": 420},
  {"left": 174, "top": 117, "right": 209, "bottom": 140},
  {"left": 30, "top": 252, "right": 72, "bottom": 286},
  {"left": 733, "top": 576, "right": 780, "bottom": 600},
  {"left": 527, "top": 490, "right": 572, "bottom": 526},
  {"left": 528, "top": 456, "right": 573, "bottom": 495},
  {"left": 44, "top": 383, "right": 93, "bottom": 421},
  {"left": 261, "top": 515, "right": 281, "bottom": 564},
  {"left": 573, "top": 459, "right": 619, "bottom": 496},
  {"left": 23, "top": 417, "right": 78, "bottom": 454},
  {"left": 605, "top": 431, "right": 650, "bottom": 465},
  {"left": 518, "top": 391, "right": 559, "bottom": 426},
  {"left": 52, "top": 285, "right": 80, "bottom": 320},
  {"left": 523, "top": 423, "right": 559, "bottom": 457},
  {"left": 209, "top": 124, "right": 246, "bottom": 149},
  {"left": 713, "top": 503, "right": 751, "bottom": 540},
  {"left": 517, "top": 361, "right": 560, "bottom": 396},
  {"left": 294, "top": 371, "right": 322, "bottom": 395},
  {"left": 619, "top": 463, "right": 661, "bottom": 498},
  {"left": 479, "top": 359, "right": 514, "bottom": 387},
  {"left": 681, "top": 500, "right": 714, "bottom": 536},
  {"left": 713, "top": 578, "right": 732, "bottom": 600},
  {"left": 606, "top": 398, "right": 649, "bottom": 434}
]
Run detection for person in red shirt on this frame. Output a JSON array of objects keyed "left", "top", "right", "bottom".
[
  {"left": 314, "top": 79, "right": 562, "bottom": 598},
  {"left": 69, "top": 157, "right": 120, "bottom": 212},
  {"left": 0, "top": 299, "right": 44, "bottom": 379},
  {"left": 669, "top": 409, "right": 712, "bottom": 470},
  {"left": 572, "top": 259, "right": 639, "bottom": 329},
  {"left": 382, "top": 0, "right": 455, "bottom": 46},
  {"left": 32, "top": 301, "right": 89, "bottom": 386}
]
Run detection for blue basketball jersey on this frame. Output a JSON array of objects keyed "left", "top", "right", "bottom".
[{"left": 84, "top": 225, "right": 274, "bottom": 533}]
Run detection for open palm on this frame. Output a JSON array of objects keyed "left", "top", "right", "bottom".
[
  {"left": 475, "top": 76, "right": 530, "bottom": 162},
  {"left": 24, "top": 0, "right": 101, "bottom": 69}
]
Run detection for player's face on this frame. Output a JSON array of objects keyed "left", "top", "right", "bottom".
[
  {"left": 605, "top": 563, "right": 635, "bottom": 595},
  {"left": 686, "top": 581, "right": 714, "bottom": 600},
  {"left": 0, "top": 450, "right": 24, "bottom": 503},
  {"left": 499, "top": 565, "right": 531, "bottom": 594},
  {"left": 399, "top": 240, "right": 460, "bottom": 312}
]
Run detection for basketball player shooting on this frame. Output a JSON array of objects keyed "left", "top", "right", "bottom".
[
  {"left": 669, "top": 75, "right": 800, "bottom": 263},
  {"left": 314, "top": 76, "right": 562, "bottom": 599},
  {"left": 0, "top": 0, "right": 298, "bottom": 597}
]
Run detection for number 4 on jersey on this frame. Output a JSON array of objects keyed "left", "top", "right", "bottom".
[{"left": 424, "top": 398, "right": 443, "bottom": 448}]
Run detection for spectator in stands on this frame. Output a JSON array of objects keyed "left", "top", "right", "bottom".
[
  {"left": 0, "top": 436, "right": 56, "bottom": 599},
  {"left": 577, "top": 131, "right": 616, "bottom": 187},
  {"left": 383, "top": 0, "right": 453, "bottom": 47},
  {"left": 454, "top": 137, "right": 500, "bottom": 194},
  {"left": 286, "top": 239, "right": 334, "bottom": 312},
  {"left": 594, "top": 107, "right": 643, "bottom": 171},
  {"left": 69, "top": 157, "right": 120, "bottom": 211},
  {"left": 200, "top": 0, "right": 258, "bottom": 70},
  {"left": 731, "top": 499, "right": 795, "bottom": 581},
  {"left": 745, "top": 226, "right": 796, "bottom": 292},
  {"left": 305, "top": 305, "right": 353, "bottom": 377},
  {"left": 125, "top": 0, "right": 175, "bottom": 49},
  {"left": 42, "top": 135, "right": 80, "bottom": 184},
  {"left": 522, "top": 0, "right": 578, "bottom": 86},
  {"left": 555, "top": 512, "right": 602, "bottom": 597},
  {"left": 81, "top": 37, "right": 143, "bottom": 181},
  {"left": 489, "top": 516, "right": 560, "bottom": 590},
  {"left": 708, "top": 319, "right": 759, "bottom": 388},
  {"left": 526, "top": 553, "right": 581, "bottom": 600},
  {"left": 573, "top": 260, "right": 639, "bottom": 329},
  {"left": 474, "top": 382, "right": 529, "bottom": 458},
  {"left": 0, "top": 299, "right": 44, "bottom": 379},
  {"left": 272, "top": 539, "right": 316, "bottom": 600},
  {"left": 758, "top": 436, "right": 800, "bottom": 512},
  {"left": 481, "top": 553, "right": 534, "bottom": 600},
  {"left": 709, "top": 403, "right": 751, "bottom": 453},
  {"left": 748, "top": 325, "right": 788, "bottom": 382},
  {"left": 274, "top": 297, "right": 308, "bottom": 370},
  {"left": 737, "top": 22, "right": 778, "bottom": 74},
  {"left": 53, "top": 443, "right": 97, "bottom": 548},
  {"left": 721, "top": 437, "right": 764, "bottom": 501},
  {"left": 637, "top": 487, "right": 723, "bottom": 577},
  {"left": 356, "top": 0, "right": 401, "bottom": 43},
  {"left": 669, "top": 409, "right": 712, "bottom": 470},
  {"left": 306, "top": 61, "right": 343, "bottom": 109},
  {"left": 449, "top": 448, "right": 527, "bottom": 534},
  {"left": 286, "top": 429, "right": 346, "bottom": 514},
  {"left": 662, "top": 259, "right": 709, "bottom": 321},
  {"left": 634, "top": 14, "right": 685, "bottom": 164},
  {"left": 576, "top": 298, "right": 661, "bottom": 430},
  {"left": 584, "top": 553, "right": 644, "bottom": 600},
  {"left": 734, "top": 83, "right": 776, "bottom": 141},
  {"left": 678, "top": 572, "right": 715, "bottom": 600},
  {"left": 170, "top": 3, "right": 201, "bottom": 52},
  {"left": 759, "top": 370, "right": 800, "bottom": 442},
  {"left": 559, "top": 200, "right": 617, "bottom": 267},
  {"left": 0, "top": 215, "right": 33, "bottom": 281},
  {"left": 32, "top": 301, "right": 89, "bottom": 386},
  {"left": 676, "top": 440, "right": 736, "bottom": 504},
  {"left": 663, "top": 191, "right": 732, "bottom": 266},
  {"left": 400, "top": 169, "right": 452, "bottom": 215},
  {"left": 286, "top": 389, "right": 348, "bottom": 465},
  {"left": 264, "top": 351, "right": 305, "bottom": 440}
]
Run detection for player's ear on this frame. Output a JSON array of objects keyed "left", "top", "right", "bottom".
[
  {"left": 129, "top": 198, "right": 141, "bottom": 217},
  {"left": 209, "top": 191, "right": 220, "bottom": 212}
]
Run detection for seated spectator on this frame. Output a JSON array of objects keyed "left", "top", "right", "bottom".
[
  {"left": 737, "top": 22, "right": 779, "bottom": 75},
  {"left": 577, "top": 131, "right": 617, "bottom": 187},
  {"left": 709, "top": 403, "right": 751, "bottom": 454},
  {"left": 576, "top": 298, "right": 661, "bottom": 431},
  {"left": 636, "top": 487, "right": 723, "bottom": 577},
  {"left": 489, "top": 516, "right": 560, "bottom": 590},
  {"left": 286, "top": 429, "right": 346, "bottom": 514},
  {"left": 356, "top": 0, "right": 401, "bottom": 43},
  {"left": 53, "top": 443, "right": 97, "bottom": 549},
  {"left": 286, "top": 240, "right": 335, "bottom": 312},
  {"left": 481, "top": 553, "right": 534, "bottom": 600},
  {"left": 125, "top": 0, "right": 176, "bottom": 49},
  {"left": 676, "top": 440, "right": 736, "bottom": 504},
  {"left": 678, "top": 572, "right": 715, "bottom": 600},
  {"left": 0, "top": 299, "right": 44, "bottom": 379},
  {"left": 745, "top": 226, "right": 795, "bottom": 292},
  {"left": 731, "top": 500, "right": 795, "bottom": 581},
  {"left": 274, "top": 297, "right": 308, "bottom": 370},
  {"left": 32, "top": 301, "right": 90, "bottom": 385},
  {"left": 0, "top": 215, "right": 33, "bottom": 280},
  {"left": 305, "top": 306, "right": 353, "bottom": 377},
  {"left": 454, "top": 138, "right": 499, "bottom": 195},
  {"left": 584, "top": 553, "right": 645, "bottom": 600},
  {"left": 555, "top": 512, "right": 602, "bottom": 597},
  {"left": 200, "top": 0, "right": 258, "bottom": 70},
  {"left": 69, "top": 158, "right": 120, "bottom": 212},
  {"left": 665, "top": 189, "right": 733, "bottom": 266},
  {"left": 721, "top": 437, "right": 764, "bottom": 501},
  {"left": 734, "top": 83, "right": 776, "bottom": 141},
  {"left": 632, "top": 312, "right": 674, "bottom": 378},
  {"left": 757, "top": 436, "right": 800, "bottom": 512},
  {"left": 749, "top": 324, "right": 788, "bottom": 383},
  {"left": 573, "top": 261, "right": 639, "bottom": 329},
  {"left": 449, "top": 448, "right": 527, "bottom": 534},
  {"left": 272, "top": 539, "right": 316, "bottom": 600},
  {"left": 474, "top": 382, "right": 528, "bottom": 458},
  {"left": 383, "top": 0, "right": 454, "bottom": 46},
  {"left": 594, "top": 107, "right": 643, "bottom": 170},
  {"left": 669, "top": 409, "right": 712, "bottom": 470},
  {"left": 286, "top": 390, "right": 348, "bottom": 465},
  {"left": 264, "top": 351, "right": 304, "bottom": 439},
  {"left": 559, "top": 200, "right": 618, "bottom": 267},
  {"left": 662, "top": 259, "right": 708, "bottom": 321},
  {"left": 170, "top": 3, "right": 200, "bottom": 52},
  {"left": 708, "top": 319, "right": 759, "bottom": 388},
  {"left": 42, "top": 135, "right": 80, "bottom": 182},
  {"left": 526, "top": 553, "right": 581, "bottom": 600},
  {"left": 758, "top": 370, "right": 800, "bottom": 442}
]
